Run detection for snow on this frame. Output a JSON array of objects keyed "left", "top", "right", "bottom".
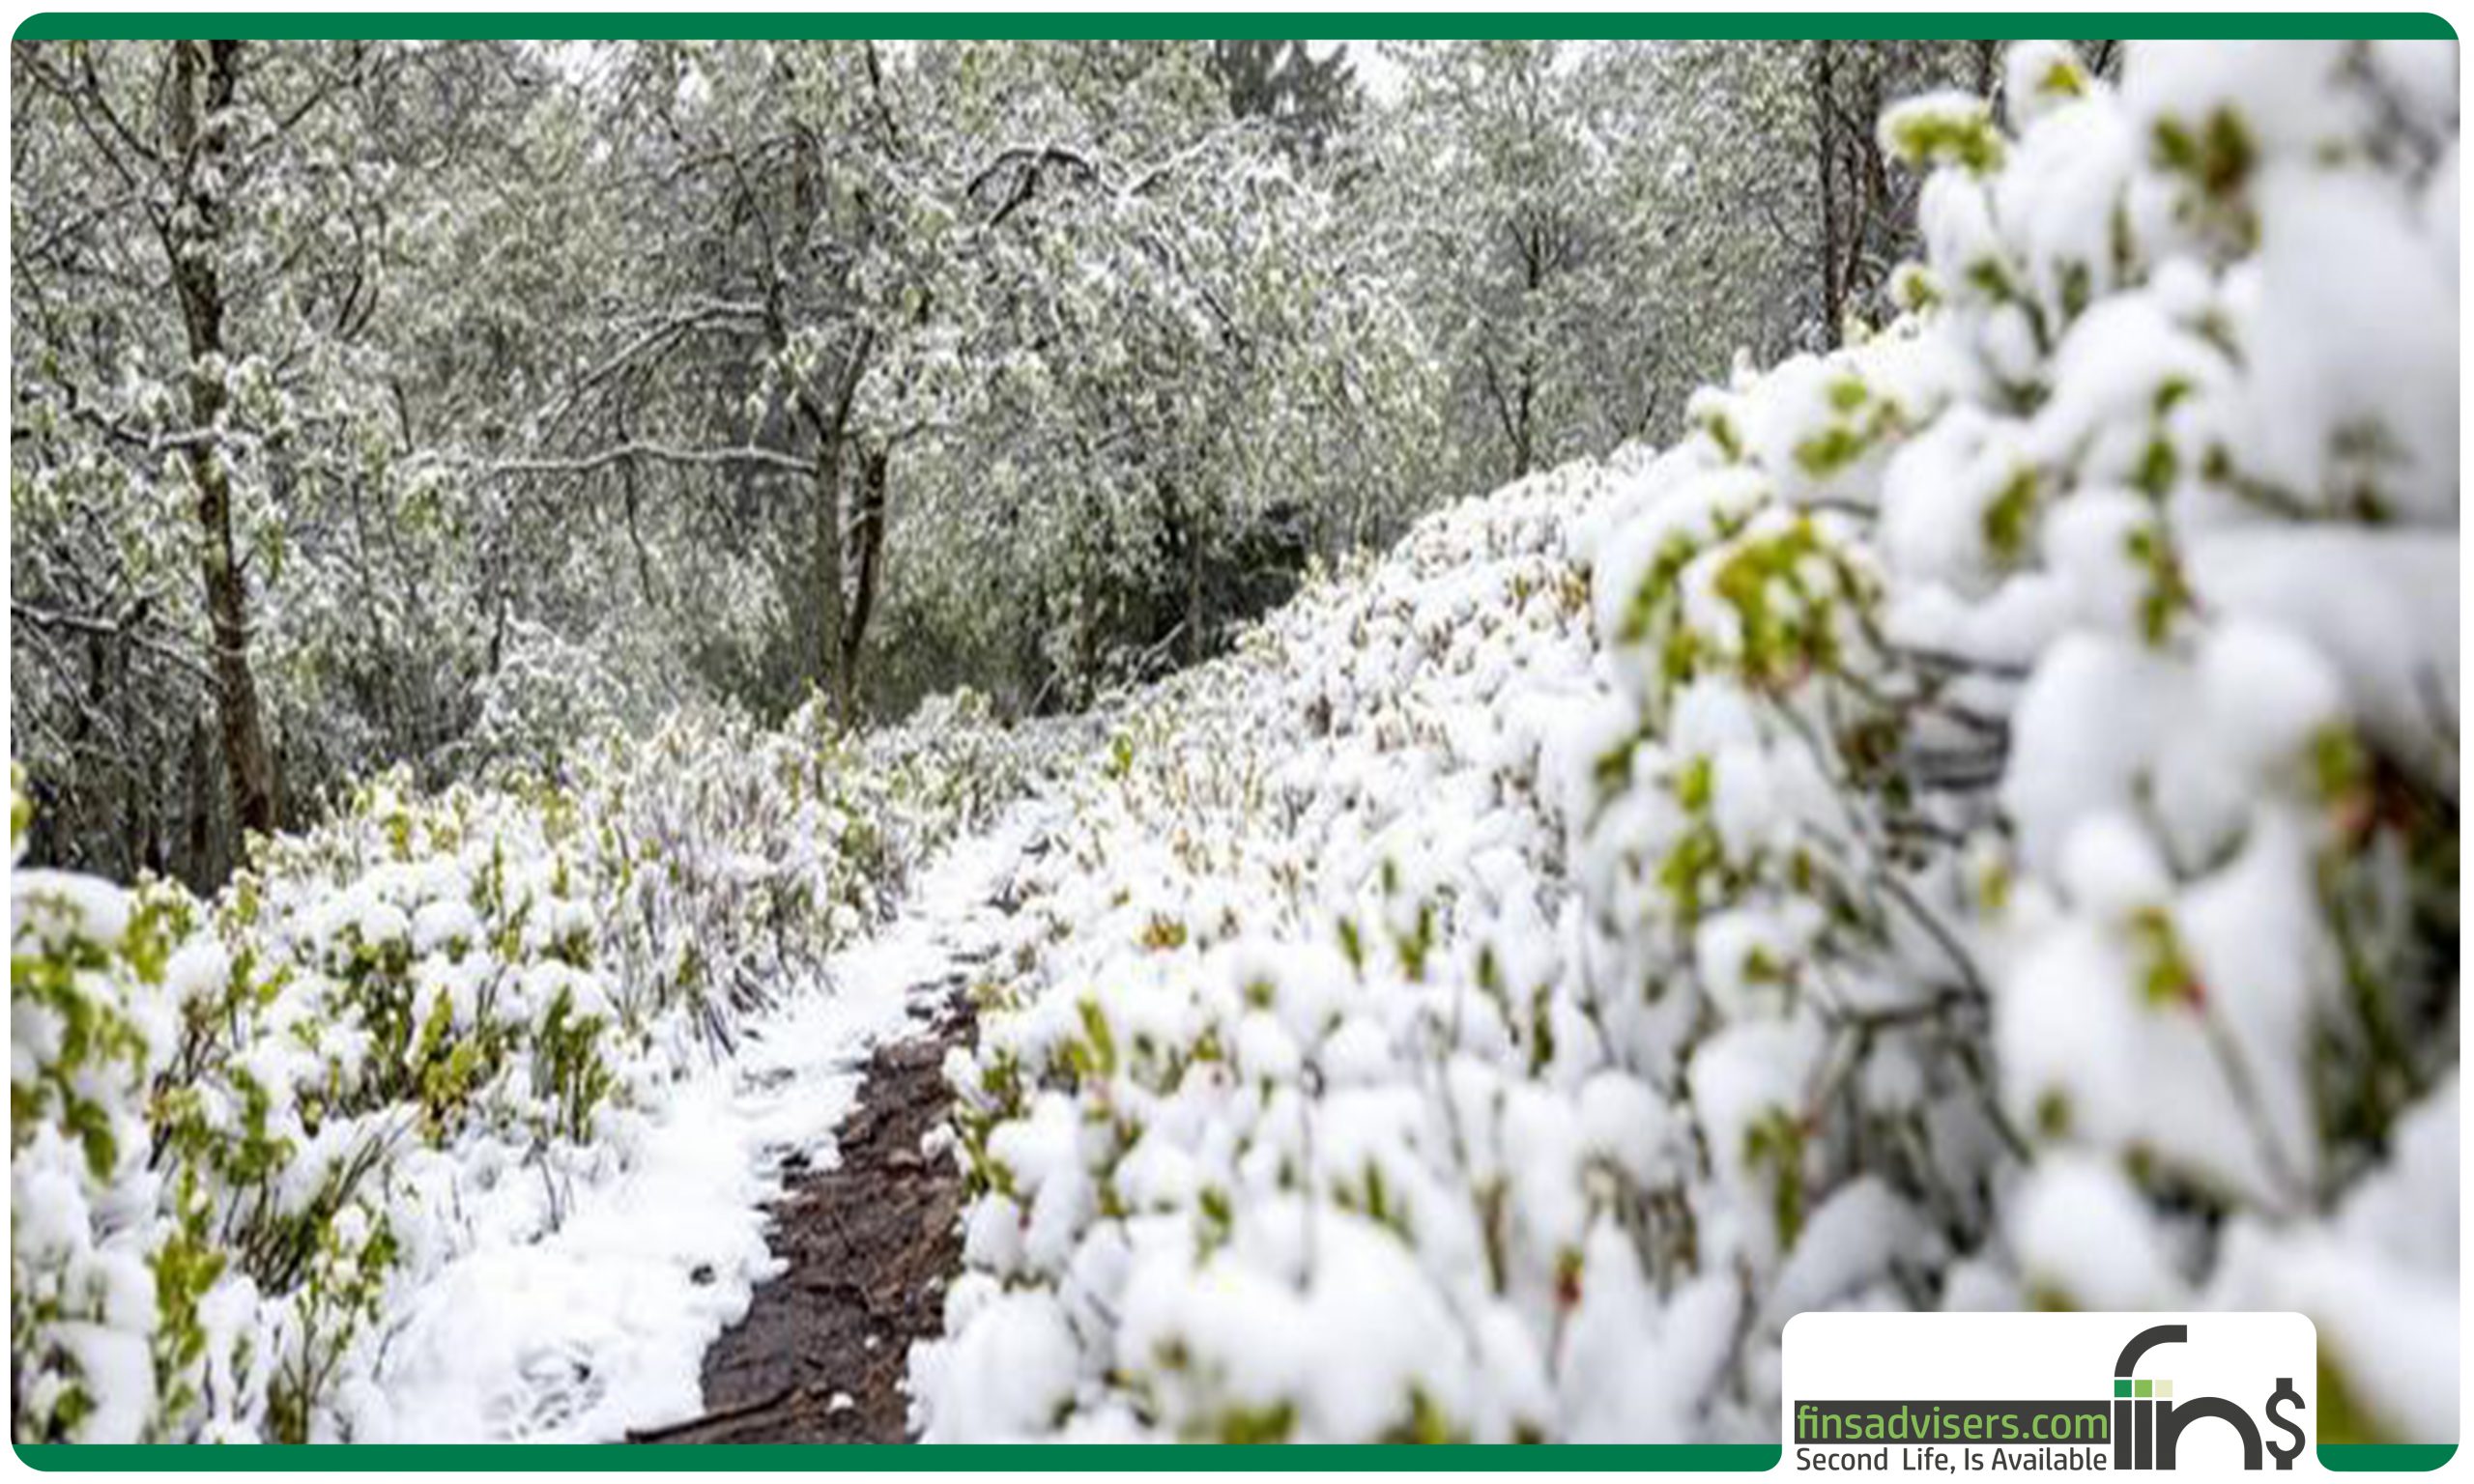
[
  {"left": 2235, "top": 164, "right": 2459, "bottom": 523},
  {"left": 2007, "top": 1154, "right": 2185, "bottom": 1310},
  {"left": 1764, "top": 1177, "right": 1938, "bottom": 1326},
  {"left": 905, "top": 38, "right": 2457, "bottom": 1447},
  {"left": 11, "top": 37, "right": 2457, "bottom": 1451},
  {"left": 2188, "top": 525, "right": 2459, "bottom": 785},
  {"left": 911, "top": 465, "right": 1674, "bottom": 1443},
  {"left": 907, "top": 1286, "right": 1081, "bottom": 1441},
  {"left": 10, "top": 699, "right": 1058, "bottom": 1443},
  {"left": 369, "top": 806, "right": 1050, "bottom": 1441},
  {"left": 11, "top": 869, "right": 133, "bottom": 953}
]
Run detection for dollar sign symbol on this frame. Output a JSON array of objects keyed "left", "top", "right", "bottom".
[{"left": 2265, "top": 1376, "right": 2307, "bottom": 1470}]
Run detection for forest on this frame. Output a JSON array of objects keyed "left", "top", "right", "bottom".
[
  {"left": 9, "top": 35, "right": 2460, "bottom": 1450},
  {"left": 14, "top": 36, "right": 2036, "bottom": 888}
]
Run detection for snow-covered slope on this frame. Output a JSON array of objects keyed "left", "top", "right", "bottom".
[
  {"left": 911, "top": 40, "right": 2460, "bottom": 1444},
  {"left": 914, "top": 465, "right": 1653, "bottom": 1442}
]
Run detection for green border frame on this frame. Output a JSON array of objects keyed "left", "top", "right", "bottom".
[
  {"left": 9, "top": 11, "right": 2463, "bottom": 37},
  {"left": 14, "top": 1441, "right": 2460, "bottom": 1470},
  {"left": 5, "top": 8, "right": 2461, "bottom": 1472},
  {"left": 2320, "top": 1445, "right": 2462, "bottom": 1473},
  {"left": 24, "top": 1444, "right": 1793, "bottom": 1470}
]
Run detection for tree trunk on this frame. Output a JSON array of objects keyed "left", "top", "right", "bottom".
[
  {"left": 182, "top": 712, "right": 218, "bottom": 893},
  {"left": 1811, "top": 40, "right": 1845, "bottom": 345},
  {"left": 1513, "top": 357, "right": 1537, "bottom": 477},
  {"left": 167, "top": 40, "right": 280, "bottom": 845},
  {"left": 1183, "top": 514, "right": 1206, "bottom": 665},
  {"left": 784, "top": 324, "right": 871, "bottom": 721},
  {"left": 1842, "top": 54, "right": 1888, "bottom": 323},
  {"left": 1513, "top": 223, "right": 1543, "bottom": 477},
  {"left": 809, "top": 435, "right": 846, "bottom": 709},
  {"left": 837, "top": 443, "right": 888, "bottom": 717}
]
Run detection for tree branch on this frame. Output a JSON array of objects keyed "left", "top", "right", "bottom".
[{"left": 489, "top": 442, "right": 814, "bottom": 479}]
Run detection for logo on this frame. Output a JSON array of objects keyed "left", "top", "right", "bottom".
[
  {"left": 2109, "top": 1323, "right": 2307, "bottom": 1470},
  {"left": 1783, "top": 1311, "right": 2316, "bottom": 1475}
]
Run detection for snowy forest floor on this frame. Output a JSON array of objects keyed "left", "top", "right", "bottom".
[
  {"left": 643, "top": 999, "right": 971, "bottom": 1442},
  {"left": 638, "top": 828, "right": 1049, "bottom": 1443},
  {"left": 380, "top": 803, "right": 1056, "bottom": 1442}
]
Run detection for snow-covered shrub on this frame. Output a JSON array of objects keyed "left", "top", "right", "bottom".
[
  {"left": 915, "top": 41, "right": 2457, "bottom": 1444},
  {"left": 12, "top": 775, "right": 241, "bottom": 1442},
  {"left": 915, "top": 468, "right": 1646, "bottom": 1442},
  {"left": 11, "top": 691, "right": 1042, "bottom": 1441},
  {"left": 1577, "top": 37, "right": 2455, "bottom": 1437},
  {"left": 446, "top": 617, "right": 675, "bottom": 787},
  {"left": 13, "top": 767, "right": 651, "bottom": 1441},
  {"left": 867, "top": 689, "right": 1066, "bottom": 840},
  {"left": 575, "top": 689, "right": 1052, "bottom": 1039}
]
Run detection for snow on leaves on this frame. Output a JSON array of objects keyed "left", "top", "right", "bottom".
[
  {"left": 913, "top": 41, "right": 2458, "bottom": 1444},
  {"left": 9, "top": 696, "right": 1045, "bottom": 1441}
]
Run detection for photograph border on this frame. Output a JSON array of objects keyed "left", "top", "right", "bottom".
[{"left": 4, "top": 8, "right": 2460, "bottom": 1472}]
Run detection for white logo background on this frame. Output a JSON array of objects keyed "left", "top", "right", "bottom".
[{"left": 1783, "top": 1311, "right": 2318, "bottom": 1474}]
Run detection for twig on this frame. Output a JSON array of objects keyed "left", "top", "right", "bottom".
[{"left": 623, "top": 1384, "right": 800, "bottom": 1443}]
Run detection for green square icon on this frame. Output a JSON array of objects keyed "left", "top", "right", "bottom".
[
  {"left": 2137, "top": 1380, "right": 2153, "bottom": 1398},
  {"left": 2114, "top": 1379, "right": 2133, "bottom": 1397},
  {"left": 2158, "top": 1381, "right": 2172, "bottom": 1398}
]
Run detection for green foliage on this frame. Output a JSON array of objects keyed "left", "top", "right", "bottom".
[
  {"left": 1743, "top": 1107, "right": 1808, "bottom": 1251},
  {"left": 1981, "top": 469, "right": 2040, "bottom": 562},
  {"left": 11, "top": 687, "right": 1038, "bottom": 1441},
  {"left": 1884, "top": 97, "right": 2005, "bottom": 173}
]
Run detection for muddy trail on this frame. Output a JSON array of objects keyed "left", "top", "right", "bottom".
[
  {"left": 632, "top": 976, "right": 977, "bottom": 1444},
  {"left": 630, "top": 813, "right": 1050, "bottom": 1446}
]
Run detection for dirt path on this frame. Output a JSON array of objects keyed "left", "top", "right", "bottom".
[
  {"left": 632, "top": 986, "right": 974, "bottom": 1443},
  {"left": 632, "top": 819, "right": 1045, "bottom": 1444}
]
